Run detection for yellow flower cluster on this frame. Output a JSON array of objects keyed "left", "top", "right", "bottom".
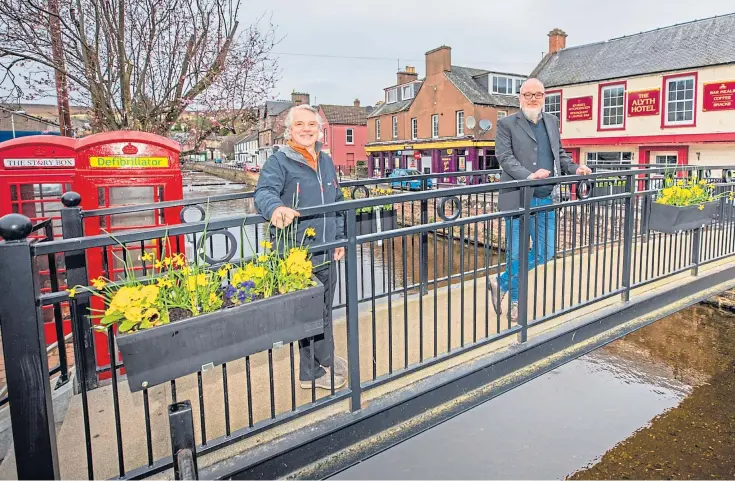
[
  {"left": 285, "top": 248, "right": 313, "bottom": 278},
  {"left": 104, "top": 285, "right": 163, "bottom": 332},
  {"left": 656, "top": 178, "right": 714, "bottom": 207}
]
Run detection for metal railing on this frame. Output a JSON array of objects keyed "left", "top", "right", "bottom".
[{"left": 1, "top": 166, "right": 734, "bottom": 479}]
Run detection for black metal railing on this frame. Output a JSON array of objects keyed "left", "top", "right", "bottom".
[{"left": 1, "top": 165, "right": 735, "bottom": 479}]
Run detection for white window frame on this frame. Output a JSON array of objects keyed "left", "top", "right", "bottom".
[
  {"left": 431, "top": 114, "right": 439, "bottom": 138},
  {"left": 345, "top": 128, "right": 353, "bottom": 144},
  {"left": 411, "top": 117, "right": 417, "bottom": 140},
  {"left": 601, "top": 84, "right": 626, "bottom": 129},
  {"left": 392, "top": 116, "right": 398, "bottom": 139},
  {"left": 402, "top": 84, "right": 414, "bottom": 101},
  {"left": 544, "top": 93, "right": 561, "bottom": 120},
  {"left": 586, "top": 152, "right": 633, "bottom": 164},
  {"left": 655, "top": 154, "right": 678, "bottom": 165},
  {"left": 664, "top": 75, "right": 695, "bottom": 126},
  {"left": 497, "top": 110, "right": 507, "bottom": 120},
  {"left": 491, "top": 75, "right": 525, "bottom": 95},
  {"left": 456, "top": 110, "right": 464, "bottom": 136},
  {"left": 375, "top": 119, "right": 380, "bottom": 140},
  {"left": 387, "top": 88, "right": 398, "bottom": 104}
]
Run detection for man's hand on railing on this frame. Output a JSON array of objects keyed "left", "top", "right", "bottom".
[
  {"left": 270, "top": 206, "right": 300, "bottom": 229},
  {"left": 576, "top": 165, "right": 592, "bottom": 175},
  {"left": 529, "top": 169, "right": 551, "bottom": 180},
  {"left": 333, "top": 247, "right": 345, "bottom": 261}
]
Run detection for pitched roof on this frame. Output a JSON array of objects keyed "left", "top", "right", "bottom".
[
  {"left": 445, "top": 66, "right": 521, "bottom": 108},
  {"left": 532, "top": 13, "right": 735, "bottom": 87},
  {"left": 320, "top": 104, "right": 370, "bottom": 125},
  {"left": 367, "top": 81, "right": 424, "bottom": 118},
  {"left": 265, "top": 100, "right": 292, "bottom": 117}
]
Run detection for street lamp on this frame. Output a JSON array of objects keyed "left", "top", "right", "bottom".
[{"left": 10, "top": 110, "right": 26, "bottom": 139}]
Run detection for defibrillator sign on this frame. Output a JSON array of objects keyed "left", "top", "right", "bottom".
[{"left": 89, "top": 156, "right": 169, "bottom": 168}]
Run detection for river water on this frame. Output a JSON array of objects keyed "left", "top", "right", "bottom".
[{"left": 332, "top": 304, "right": 735, "bottom": 480}]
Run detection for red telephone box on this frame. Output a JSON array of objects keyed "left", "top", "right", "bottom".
[
  {"left": 0, "top": 132, "right": 184, "bottom": 366},
  {"left": 0, "top": 136, "right": 78, "bottom": 344},
  {"left": 74, "top": 131, "right": 183, "bottom": 371}
]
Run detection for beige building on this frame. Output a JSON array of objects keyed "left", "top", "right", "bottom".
[{"left": 531, "top": 14, "right": 735, "bottom": 173}]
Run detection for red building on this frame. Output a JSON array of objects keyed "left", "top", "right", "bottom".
[{"left": 318, "top": 101, "right": 371, "bottom": 170}]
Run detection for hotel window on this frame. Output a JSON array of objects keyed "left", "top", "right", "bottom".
[
  {"left": 392, "top": 116, "right": 398, "bottom": 139},
  {"left": 411, "top": 117, "right": 418, "bottom": 140},
  {"left": 586, "top": 152, "right": 633, "bottom": 164},
  {"left": 497, "top": 110, "right": 508, "bottom": 120},
  {"left": 665, "top": 75, "right": 695, "bottom": 125},
  {"left": 456, "top": 110, "right": 464, "bottom": 136},
  {"left": 375, "top": 119, "right": 380, "bottom": 140},
  {"left": 431, "top": 114, "right": 439, "bottom": 138},
  {"left": 544, "top": 93, "right": 561, "bottom": 120},
  {"left": 387, "top": 88, "right": 397, "bottom": 104},
  {"left": 402, "top": 84, "right": 414, "bottom": 100},
  {"left": 601, "top": 84, "right": 625, "bottom": 128},
  {"left": 655, "top": 155, "right": 678, "bottom": 165},
  {"left": 345, "top": 128, "right": 353, "bottom": 144}
]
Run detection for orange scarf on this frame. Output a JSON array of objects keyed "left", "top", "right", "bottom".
[{"left": 288, "top": 141, "right": 318, "bottom": 171}]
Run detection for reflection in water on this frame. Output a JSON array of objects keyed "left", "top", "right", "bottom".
[{"left": 332, "top": 305, "right": 735, "bottom": 480}]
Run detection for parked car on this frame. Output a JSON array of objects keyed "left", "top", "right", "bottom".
[
  {"left": 246, "top": 165, "right": 260, "bottom": 173},
  {"left": 389, "top": 169, "right": 433, "bottom": 190}
]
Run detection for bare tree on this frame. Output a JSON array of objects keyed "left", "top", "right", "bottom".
[{"left": 0, "top": 0, "right": 279, "bottom": 148}]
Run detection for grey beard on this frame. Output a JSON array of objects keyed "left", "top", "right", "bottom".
[{"left": 522, "top": 107, "right": 542, "bottom": 122}]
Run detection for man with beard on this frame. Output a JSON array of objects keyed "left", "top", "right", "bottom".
[{"left": 488, "top": 78, "right": 591, "bottom": 322}]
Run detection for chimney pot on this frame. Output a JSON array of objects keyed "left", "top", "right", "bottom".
[
  {"left": 354, "top": 99, "right": 360, "bottom": 107},
  {"left": 548, "top": 28, "right": 568, "bottom": 55},
  {"left": 396, "top": 65, "right": 419, "bottom": 86}
]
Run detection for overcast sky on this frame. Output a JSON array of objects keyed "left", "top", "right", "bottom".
[{"left": 240, "top": 0, "right": 733, "bottom": 107}]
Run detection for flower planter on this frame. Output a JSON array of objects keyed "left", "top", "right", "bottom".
[
  {"left": 356, "top": 210, "right": 397, "bottom": 236},
  {"left": 649, "top": 201, "right": 719, "bottom": 234},
  {"left": 116, "top": 278, "right": 325, "bottom": 392}
]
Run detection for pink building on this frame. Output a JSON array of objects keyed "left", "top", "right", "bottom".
[{"left": 318, "top": 101, "right": 371, "bottom": 170}]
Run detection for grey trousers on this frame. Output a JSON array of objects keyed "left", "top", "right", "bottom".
[{"left": 299, "top": 263, "right": 337, "bottom": 381}]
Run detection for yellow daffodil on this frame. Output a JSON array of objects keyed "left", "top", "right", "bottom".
[
  {"left": 157, "top": 277, "right": 173, "bottom": 288},
  {"left": 305, "top": 227, "right": 316, "bottom": 238},
  {"left": 154, "top": 259, "right": 163, "bottom": 269},
  {"left": 698, "top": 204, "right": 705, "bottom": 210},
  {"left": 186, "top": 276, "right": 198, "bottom": 291},
  {"left": 216, "top": 267, "right": 227, "bottom": 277},
  {"left": 140, "top": 252, "right": 154, "bottom": 262},
  {"left": 209, "top": 292, "right": 218, "bottom": 303},
  {"left": 163, "top": 256, "right": 172, "bottom": 267},
  {"left": 91, "top": 277, "right": 107, "bottom": 290},
  {"left": 258, "top": 255, "right": 268, "bottom": 263},
  {"left": 260, "top": 241, "right": 273, "bottom": 249},
  {"left": 67, "top": 287, "right": 77, "bottom": 298}
]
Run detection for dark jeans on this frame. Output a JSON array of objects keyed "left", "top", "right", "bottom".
[{"left": 299, "top": 263, "right": 337, "bottom": 381}]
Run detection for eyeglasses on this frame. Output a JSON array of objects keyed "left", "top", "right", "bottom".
[
  {"left": 522, "top": 92, "right": 545, "bottom": 100},
  {"left": 294, "top": 121, "right": 318, "bottom": 129}
]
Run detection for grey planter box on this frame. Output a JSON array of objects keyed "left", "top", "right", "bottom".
[
  {"left": 356, "top": 210, "right": 397, "bottom": 236},
  {"left": 117, "top": 278, "right": 325, "bottom": 392},
  {"left": 649, "top": 201, "right": 718, "bottom": 234}
]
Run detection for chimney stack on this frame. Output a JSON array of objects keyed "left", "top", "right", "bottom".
[
  {"left": 548, "top": 28, "right": 568, "bottom": 55},
  {"left": 291, "top": 91, "right": 310, "bottom": 106},
  {"left": 354, "top": 99, "right": 361, "bottom": 107},
  {"left": 397, "top": 65, "right": 418, "bottom": 85},
  {"left": 425, "top": 46, "right": 451, "bottom": 77}
]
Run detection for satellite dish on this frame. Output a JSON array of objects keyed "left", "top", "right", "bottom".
[
  {"left": 479, "top": 119, "right": 493, "bottom": 131},
  {"left": 465, "top": 116, "right": 476, "bottom": 129}
]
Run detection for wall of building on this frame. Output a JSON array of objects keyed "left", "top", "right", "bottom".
[
  {"left": 324, "top": 123, "right": 367, "bottom": 167},
  {"left": 556, "top": 64, "right": 735, "bottom": 141}
]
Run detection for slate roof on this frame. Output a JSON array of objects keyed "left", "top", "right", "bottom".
[
  {"left": 320, "top": 104, "right": 370, "bottom": 125},
  {"left": 445, "top": 66, "right": 521, "bottom": 108},
  {"left": 236, "top": 132, "right": 258, "bottom": 145},
  {"left": 532, "top": 13, "right": 735, "bottom": 87},
  {"left": 264, "top": 100, "right": 292, "bottom": 117},
  {"left": 367, "top": 99, "right": 412, "bottom": 118}
]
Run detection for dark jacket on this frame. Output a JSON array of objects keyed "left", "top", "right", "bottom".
[
  {"left": 254, "top": 142, "right": 345, "bottom": 267},
  {"left": 496, "top": 111, "right": 579, "bottom": 211}
]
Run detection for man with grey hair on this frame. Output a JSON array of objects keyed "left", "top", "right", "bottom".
[
  {"left": 254, "top": 104, "right": 347, "bottom": 390},
  {"left": 489, "top": 78, "right": 591, "bottom": 322}
]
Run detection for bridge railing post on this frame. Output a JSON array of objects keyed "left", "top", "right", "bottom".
[
  {"left": 419, "top": 178, "right": 429, "bottom": 296},
  {"left": 169, "top": 400, "right": 199, "bottom": 480},
  {"left": 0, "top": 214, "right": 61, "bottom": 479},
  {"left": 516, "top": 185, "right": 532, "bottom": 343},
  {"left": 344, "top": 208, "right": 362, "bottom": 411},
  {"left": 60, "top": 192, "right": 99, "bottom": 392},
  {"left": 691, "top": 227, "right": 702, "bottom": 276},
  {"left": 621, "top": 174, "right": 636, "bottom": 302}
]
